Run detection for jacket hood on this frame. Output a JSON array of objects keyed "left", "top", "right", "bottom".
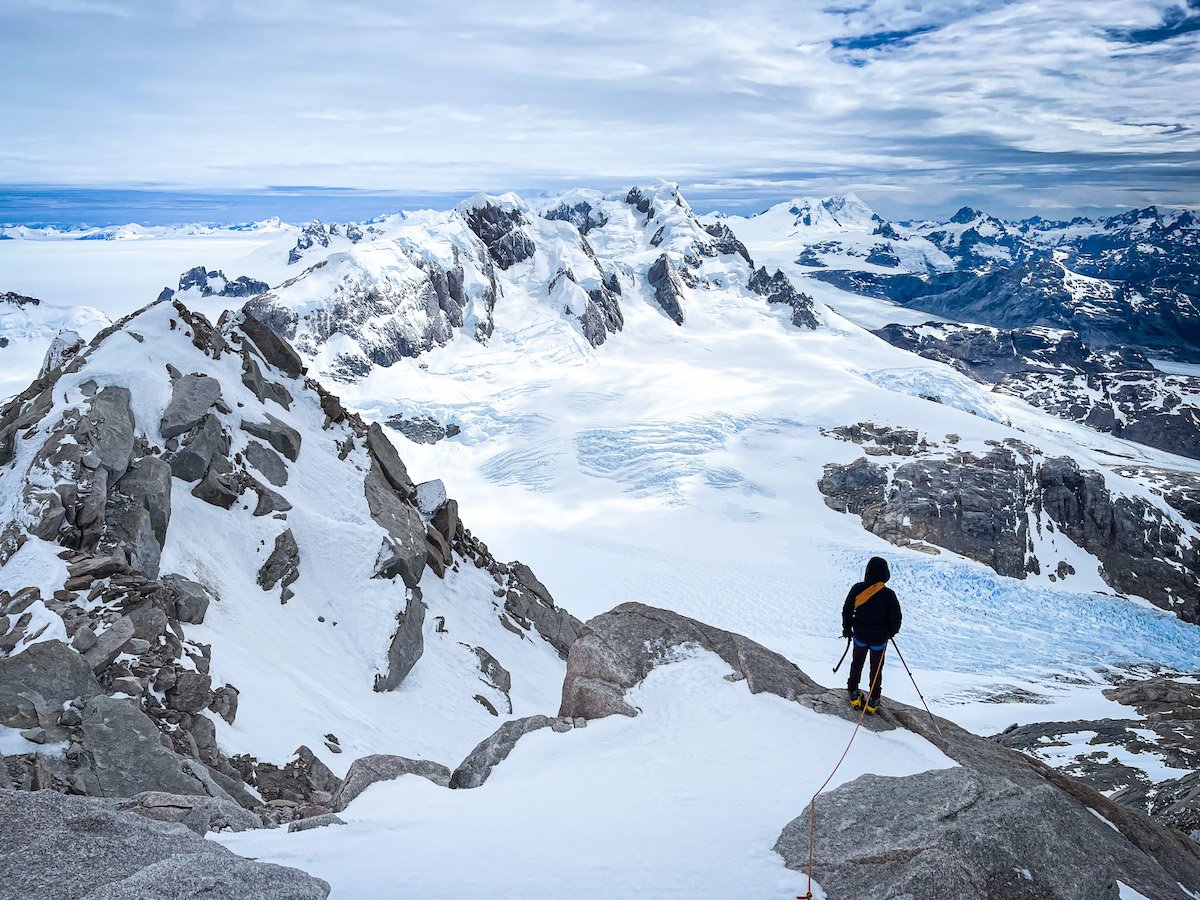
[{"left": 864, "top": 556, "right": 890, "bottom": 584}]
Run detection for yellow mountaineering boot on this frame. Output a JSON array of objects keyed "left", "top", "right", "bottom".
[
  {"left": 865, "top": 697, "right": 880, "bottom": 715},
  {"left": 849, "top": 690, "right": 864, "bottom": 710}
]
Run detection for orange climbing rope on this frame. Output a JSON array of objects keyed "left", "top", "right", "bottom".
[{"left": 798, "top": 645, "right": 886, "bottom": 900}]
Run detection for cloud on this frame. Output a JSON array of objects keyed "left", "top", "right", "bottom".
[{"left": 0, "top": 0, "right": 1196, "bottom": 218}]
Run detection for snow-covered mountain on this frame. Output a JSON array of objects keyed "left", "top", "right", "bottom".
[
  {"left": 2, "top": 185, "right": 1200, "bottom": 898},
  {"left": 238, "top": 183, "right": 816, "bottom": 382}
]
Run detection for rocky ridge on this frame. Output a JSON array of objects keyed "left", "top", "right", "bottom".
[
  {"left": 0, "top": 296, "right": 578, "bottom": 838},
  {"left": 817, "top": 423, "right": 1200, "bottom": 621}
]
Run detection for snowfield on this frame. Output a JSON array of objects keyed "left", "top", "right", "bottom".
[{"left": 218, "top": 651, "right": 955, "bottom": 900}]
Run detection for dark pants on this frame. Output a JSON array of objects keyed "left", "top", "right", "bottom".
[{"left": 847, "top": 642, "right": 885, "bottom": 702}]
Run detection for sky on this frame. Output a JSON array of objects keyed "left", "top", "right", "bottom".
[{"left": 1, "top": 0, "right": 1199, "bottom": 221}]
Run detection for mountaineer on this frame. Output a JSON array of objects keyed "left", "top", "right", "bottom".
[{"left": 841, "top": 556, "right": 902, "bottom": 714}]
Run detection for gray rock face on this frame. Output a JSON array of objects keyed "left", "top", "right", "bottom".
[
  {"left": 819, "top": 432, "right": 1200, "bottom": 621},
  {"left": 462, "top": 202, "right": 536, "bottom": 270},
  {"left": 82, "top": 617, "right": 136, "bottom": 673},
  {"left": 875, "top": 322, "right": 1200, "bottom": 460},
  {"left": 240, "top": 355, "right": 293, "bottom": 410},
  {"left": 472, "top": 646, "right": 512, "bottom": 695},
  {"left": 167, "top": 413, "right": 228, "bottom": 483},
  {"left": 244, "top": 440, "right": 288, "bottom": 487},
  {"left": 647, "top": 254, "right": 686, "bottom": 325},
  {"left": 0, "top": 640, "right": 103, "bottom": 729},
  {"left": 238, "top": 308, "right": 306, "bottom": 379},
  {"left": 114, "top": 457, "right": 172, "bottom": 548},
  {"left": 364, "top": 460, "right": 426, "bottom": 587},
  {"left": 116, "top": 791, "right": 262, "bottom": 835},
  {"left": 257, "top": 529, "right": 300, "bottom": 602},
  {"left": 0, "top": 789, "right": 329, "bottom": 900},
  {"left": 288, "top": 813, "right": 345, "bottom": 833},
  {"left": 240, "top": 414, "right": 301, "bottom": 462},
  {"left": 366, "top": 422, "right": 416, "bottom": 497},
  {"left": 449, "top": 715, "right": 574, "bottom": 789},
  {"left": 774, "top": 766, "right": 1196, "bottom": 900},
  {"left": 103, "top": 501, "right": 161, "bottom": 579},
  {"left": 560, "top": 603, "right": 827, "bottom": 722},
  {"left": 166, "top": 671, "right": 212, "bottom": 714},
  {"left": 374, "top": 590, "right": 426, "bottom": 692},
  {"left": 75, "top": 696, "right": 236, "bottom": 803},
  {"left": 748, "top": 266, "right": 819, "bottom": 329},
  {"left": 83, "top": 386, "right": 136, "bottom": 481},
  {"left": 332, "top": 754, "right": 452, "bottom": 810},
  {"left": 160, "top": 374, "right": 222, "bottom": 440},
  {"left": 161, "top": 575, "right": 213, "bottom": 625}
]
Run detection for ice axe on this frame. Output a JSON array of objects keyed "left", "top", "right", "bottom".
[{"left": 832, "top": 637, "right": 851, "bottom": 673}]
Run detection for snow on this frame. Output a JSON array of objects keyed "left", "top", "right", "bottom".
[
  {"left": 217, "top": 651, "right": 955, "bottom": 899},
  {"left": 1118, "top": 881, "right": 1151, "bottom": 900},
  {"left": 0, "top": 724, "right": 68, "bottom": 758}
]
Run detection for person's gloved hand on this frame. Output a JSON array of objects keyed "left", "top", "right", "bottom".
[{"left": 842, "top": 628, "right": 852, "bottom": 639}]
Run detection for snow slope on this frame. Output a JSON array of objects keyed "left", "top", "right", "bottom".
[{"left": 219, "top": 651, "right": 955, "bottom": 900}]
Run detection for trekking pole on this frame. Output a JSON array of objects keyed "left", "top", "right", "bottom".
[
  {"left": 889, "top": 639, "right": 943, "bottom": 739},
  {"left": 832, "top": 638, "right": 851, "bottom": 673}
]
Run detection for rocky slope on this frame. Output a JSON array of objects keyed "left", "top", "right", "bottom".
[
  {"left": 725, "top": 198, "right": 1200, "bottom": 361},
  {"left": 0, "top": 296, "right": 578, "bottom": 840},
  {"left": 817, "top": 423, "right": 1200, "bottom": 622},
  {"left": 875, "top": 321, "right": 1200, "bottom": 459}
]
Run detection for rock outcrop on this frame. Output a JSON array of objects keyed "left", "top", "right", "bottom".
[
  {"left": 748, "top": 266, "right": 819, "bottom": 329},
  {"left": 647, "top": 254, "right": 686, "bottom": 325},
  {"left": 332, "top": 754, "right": 452, "bottom": 810},
  {"left": 0, "top": 789, "right": 329, "bottom": 899},
  {"left": 818, "top": 426, "right": 1200, "bottom": 621}
]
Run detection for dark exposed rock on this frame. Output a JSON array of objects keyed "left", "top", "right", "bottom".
[
  {"left": 113, "top": 457, "right": 172, "bottom": 548},
  {"left": 160, "top": 374, "right": 222, "bottom": 440},
  {"left": 386, "top": 414, "right": 461, "bottom": 445},
  {"left": 82, "top": 617, "right": 136, "bottom": 673},
  {"left": 190, "top": 467, "right": 240, "bottom": 510},
  {"left": 774, "top": 765, "right": 1198, "bottom": 900},
  {"left": 75, "top": 695, "right": 236, "bottom": 802},
  {"left": 177, "top": 266, "right": 268, "bottom": 299},
  {"left": 449, "top": 715, "right": 574, "bottom": 789},
  {"left": 374, "top": 590, "right": 425, "bottom": 692},
  {"left": 257, "top": 528, "right": 300, "bottom": 602},
  {"left": 117, "top": 790, "right": 262, "bottom": 835},
  {"left": 0, "top": 640, "right": 103, "bottom": 729},
  {"left": 364, "top": 460, "right": 425, "bottom": 587},
  {"left": 543, "top": 199, "right": 608, "bottom": 234},
  {"left": 252, "top": 745, "right": 342, "bottom": 806},
  {"left": 819, "top": 437, "right": 1200, "bottom": 620},
  {"left": 238, "top": 308, "right": 307, "bottom": 378},
  {"left": 240, "top": 414, "right": 300, "bottom": 462},
  {"left": 166, "top": 671, "right": 212, "bottom": 714},
  {"left": 0, "top": 789, "right": 328, "bottom": 898},
  {"left": 366, "top": 422, "right": 415, "bottom": 497},
  {"left": 83, "top": 386, "right": 136, "bottom": 481},
  {"left": 240, "top": 355, "right": 293, "bottom": 410},
  {"left": 288, "top": 813, "right": 346, "bottom": 833},
  {"left": 462, "top": 202, "right": 536, "bottom": 270},
  {"left": 332, "top": 754, "right": 451, "bottom": 810},
  {"left": 244, "top": 440, "right": 288, "bottom": 486},
  {"left": 166, "top": 413, "right": 228, "bottom": 483},
  {"left": 559, "top": 603, "right": 834, "bottom": 722},
  {"left": 647, "top": 254, "right": 686, "bottom": 325},
  {"left": 875, "top": 322, "right": 1199, "bottom": 459},
  {"left": 748, "top": 266, "right": 819, "bottom": 329}
]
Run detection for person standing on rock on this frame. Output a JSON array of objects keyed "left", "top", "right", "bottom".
[{"left": 841, "top": 556, "right": 902, "bottom": 714}]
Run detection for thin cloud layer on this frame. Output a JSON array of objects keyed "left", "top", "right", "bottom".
[{"left": 1, "top": 0, "right": 1197, "bottom": 217}]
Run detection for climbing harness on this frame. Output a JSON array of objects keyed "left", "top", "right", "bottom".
[
  {"left": 798, "top": 646, "right": 886, "bottom": 900},
  {"left": 890, "top": 639, "right": 943, "bottom": 739}
]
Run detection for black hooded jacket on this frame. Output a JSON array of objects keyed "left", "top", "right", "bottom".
[{"left": 841, "top": 556, "right": 902, "bottom": 647}]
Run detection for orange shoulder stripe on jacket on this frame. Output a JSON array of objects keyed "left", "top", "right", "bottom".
[{"left": 854, "top": 582, "right": 885, "bottom": 608}]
